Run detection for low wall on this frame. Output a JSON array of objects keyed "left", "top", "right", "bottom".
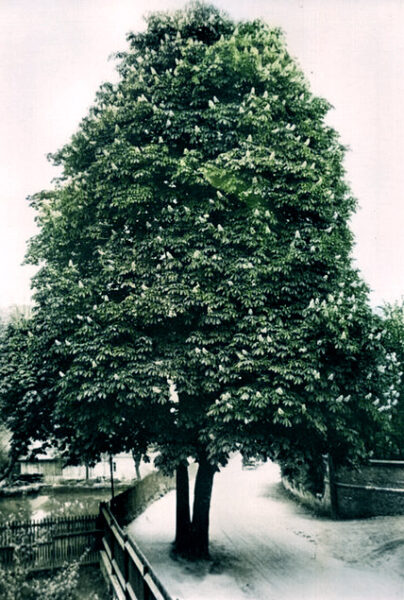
[
  {"left": 283, "top": 459, "right": 404, "bottom": 519},
  {"left": 110, "top": 470, "right": 175, "bottom": 527},
  {"left": 332, "top": 460, "right": 404, "bottom": 518}
]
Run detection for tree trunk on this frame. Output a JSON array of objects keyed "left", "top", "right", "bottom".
[
  {"left": 327, "top": 454, "right": 339, "bottom": 519},
  {"left": 131, "top": 451, "right": 141, "bottom": 479},
  {"left": 0, "top": 455, "right": 17, "bottom": 483},
  {"left": 175, "top": 462, "right": 191, "bottom": 554},
  {"left": 190, "top": 456, "right": 216, "bottom": 559},
  {"left": 109, "top": 454, "right": 115, "bottom": 499}
]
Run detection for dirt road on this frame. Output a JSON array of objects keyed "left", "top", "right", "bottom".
[{"left": 127, "top": 456, "right": 404, "bottom": 600}]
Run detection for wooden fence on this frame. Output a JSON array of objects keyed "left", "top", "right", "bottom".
[
  {"left": 0, "top": 504, "right": 174, "bottom": 599},
  {"left": 0, "top": 514, "right": 100, "bottom": 572},
  {"left": 99, "top": 502, "right": 173, "bottom": 600}
]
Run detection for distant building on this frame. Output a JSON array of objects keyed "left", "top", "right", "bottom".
[{"left": 18, "top": 451, "right": 139, "bottom": 482}]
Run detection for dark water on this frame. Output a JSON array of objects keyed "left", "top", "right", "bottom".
[{"left": 0, "top": 487, "right": 115, "bottom": 522}]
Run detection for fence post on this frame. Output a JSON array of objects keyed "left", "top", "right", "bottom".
[
  {"left": 123, "top": 533, "right": 130, "bottom": 600},
  {"left": 328, "top": 454, "right": 339, "bottom": 519},
  {"left": 96, "top": 503, "right": 106, "bottom": 553},
  {"left": 109, "top": 454, "right": 115, "bottom": 499}
]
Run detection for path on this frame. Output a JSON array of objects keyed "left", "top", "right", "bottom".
[{"left": 127, "top": 455, "right": 404, "bottom": 600}]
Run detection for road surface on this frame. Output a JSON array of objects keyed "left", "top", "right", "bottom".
[{"left": 127, "top": 455, "right": 404, "bottom": 600}]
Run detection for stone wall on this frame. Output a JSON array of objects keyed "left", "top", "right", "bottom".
[
  {"left": 332, "top": 460, "right": 404, "bottom": 518},
  {"left": 283, "top": 459, "right": 404, "bottom": 519}
]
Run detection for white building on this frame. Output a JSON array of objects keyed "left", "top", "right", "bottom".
[{"left": 18, "top": 451, "right": 141, "bottom": 482}]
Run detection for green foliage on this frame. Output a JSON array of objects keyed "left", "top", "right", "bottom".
[
  {"left": 375, "top": 301, "right": 404, "bottom": 458},
  {"left": 0, "top": 547, "right": 32, "bottom": 600},
  {"left": 0, "top": 549, "right": 102, "bottom": 600},
  {"left": 29, "top": 561, "right": 90, "bottom": 600},
  {"left": 280, "top": 455, "right": 325, "bottom": 496},
  {"left": 0, "top": 2, "right": 396, "bottom": 481},
  {"left": 0, "top": 317, "right": 55, "bottom": 463}
]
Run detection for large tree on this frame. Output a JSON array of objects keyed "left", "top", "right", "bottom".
[{"left": 4, "top": 2, "right": 397, "bottom": 557}]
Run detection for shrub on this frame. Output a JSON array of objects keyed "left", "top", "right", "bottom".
[{"left": 0, "top": 549, "right": 104, "bottom": 600}]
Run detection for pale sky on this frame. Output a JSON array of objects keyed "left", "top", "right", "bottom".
[{"left": 1, "top": 0, "right": 403, "bottom": 308}]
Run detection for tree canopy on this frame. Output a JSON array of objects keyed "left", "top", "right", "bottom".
[{"left": 0, "top": 2, "right": 400, "bottom": 556}]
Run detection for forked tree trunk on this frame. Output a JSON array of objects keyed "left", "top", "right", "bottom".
[
  {"left": 190, "top": 456, "right": 216, "bottom": 559},
  {"left": 175, "top": 462, "right": 191, "bottom": 554}
]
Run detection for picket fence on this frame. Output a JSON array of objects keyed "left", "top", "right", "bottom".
[
  {"left": 0, "top": 507, "right": 173, "bottom": 599},
  {"left": 0, "top": 514, "right": 100, "bottom": 572}
]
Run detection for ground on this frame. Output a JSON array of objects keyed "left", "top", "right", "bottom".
[
  {"left": 76, "top": 566, "right": 111, "bottom": 600},
  {"left": 127, "top": 455, "right": 404, "bottom": 600}
]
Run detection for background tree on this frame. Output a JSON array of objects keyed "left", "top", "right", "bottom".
[
  {"left": 376, "top": 301, "right": 404, "bottom": 458},
  {"left": 0, "top": 304, "right": 153, "bottom": 474},
  {"left": 4, "top": 2, "right": 395, "bottom": 558},
  {"left": 0, "top": 317, "right": 46, "bottom": 481},
  {"left": 254, "top": 276, "right": 400, "bottom": 494}
]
